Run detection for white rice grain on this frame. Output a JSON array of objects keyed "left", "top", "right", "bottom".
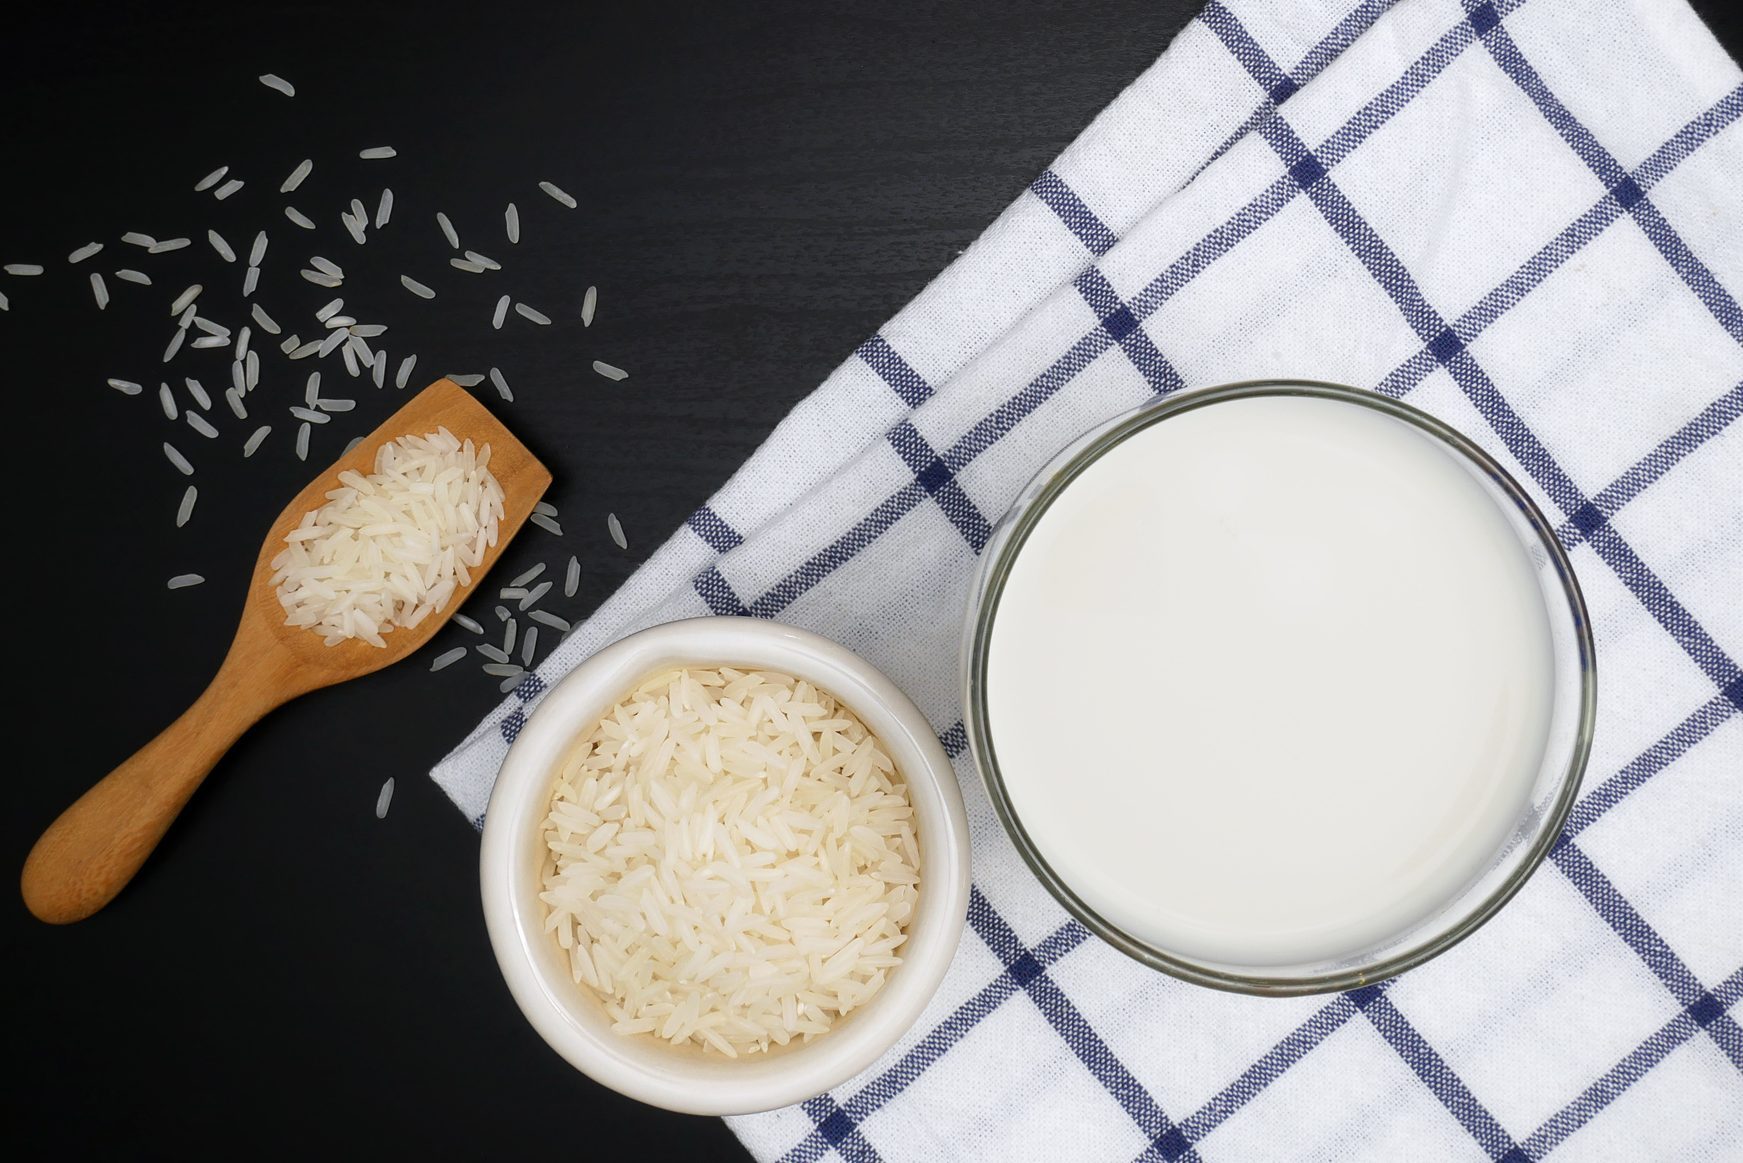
[
  {"left": 208, "top": 229, "right": 236, "bottom": 262},
  {"left": 514, "top": 302, "right": 551, "bottom": 325},
  {"left": 500, "top": 672, "right": 527, "bottom": 693},
  {"left": 176, "top": 485, "right": 198, "bottom": 527},
  {"left": 194, "top": 165, "right": 229, "bottom": 192},
  {"left": 376, "top": 188, "right": 393, "bottom": 228},
  {"left": 290, "top": 340, "right": 323, "bottom": 360},
  {"left": 159, "top": 383, "right": 178, "bottom": 420},
  {"left": 259, "top": 73, "right": 295, "bottom": 97},
  {"left": 242, "top": 266, "right": 260, "bottom": 297},
  {"left": 464, "top": 250, "right": 500, "bottom": 270},
  {"left": 170, "top": 284, "right": 203, "bottom": 315},
  {"left": 163, "top": 328, "right": 186, "bottom": 362},
  {"left": 281, "top": 158, "right": 313, "bottom": 193},
  {"left": 108, "top": 378, "right": 144, "bottom": 395},
  {"left": 285, "top": 206, "right": 316, "bottom": 230},
  {"left": 538, "top": 180, "right": 577, "bottom": 209},
  {"left": 167, "top": 573, "right": 205, "bottom": 589},
  {"left": 453, "top": 613, "right": 484, "bottom": 634},
  {"left": 192, "top": 316, "right": 229, "bottom": 337},
  {"left": 316, "top": 297, "right": 345, "bottom": 322},
  {"left": 520, "top": 580, "right": 551, "bottom": 609},
  {"left": 505, "top": 202, "right": 520, "bottom": 244},
  {"left": 191, "top": 336, "right": 230, "bottom": 350},
  {"left": 593, "top": 361, "right": 628, "bottom": 382},
  {"left": 372, "top": 350, "right": 387, "bottom": 389},
  {"left": 280, "top": 334, "right": 301, "bottom": 354},
  {"left": 150, "top": 237, "right": 192, "bottom": 254},
  {"left": 244, "top": 425, "right": 272, "bottom": 457},
  {"left": 295, "top": 422, "right": 311, "bottom": 461},
  {"left": 186, "top": 411, "right": 219, "bottom": 439},
  {"left": 236, "top": 327, "right": 251, "bottom": 362},
  {"left": 449, "top": 258, "right": 487, "bottom": 273},
  {"left": 3, "top": 264, "right": 45, "bottom": 275},
  {"left": 511, "top": 563, "right": 546, "bottom": 587},
  {"left": 316, "top": 397, "right": 355, "bottom": 413},
  {"left": 534, "top": 500, "right": 558, "bottom": 517},
  {"left": 396, "top": 354, "right": 417, "bottom": 389},
  {"left": 184, "top": 377, "right": 212, "bottom": 409},
  {"left": 531, "top": 609, "right": 572, "bottom": 633},
  {"left": 431, "top": 647, "right": 468, "bottom": 672},
  {"left": 289, "top": 406, "right": 329, "bottom": 424},
  {"left": 341, "top": 213, "right": 367, "bottom": 245},
  {"left": 477, "top": 644, "right": 511, "bottom": 664},
  {"left": 608, "top": 512, "right": 627, "bottom": 549},
  {"left": 341, "top": 343, "right": 359, "bottom": 378},
  {"left": 565, "top": 554, "right": 580, "bottom": 597},
  {"left": 250, "top": 303, "right": 281, "bottom": 335},
  {"left": 522, "top": 625, "right": 538, "bottom": 666},
  {"left": 530, "top": 513, "right": 563, "bottom": 536},
  {"left": 448, "top": 373, "right": 484, "bottom": 387},
  {"left": 230, "top": 361, "right": 246, "bottom": 394},
  {"left": 121, "top": 232, "right": 156, "bottom": 248},
  {"left": 163, "top": 442, "right": 195, "bottom": 475},
  {"left": 436, "top": 212, "right": 460, "bottom": 249},
  {"left": 305, "top": 371, "right": 322, "bottom": 406},
  {"left": 69, "top": 241, "right": 103, "bottom": 264},
  {"left": 489, "top": 367, "right": 513, "bottom": 402},
  {"left": 90, "top": 272, "right": 109, "bottom": 309},
  {"left": 214, "top": 178, "right": 244, "bottom": 200},
  {"left": 348, "top": 322, "right": 386, "bottom": 337},
  {"left": 309, "top": 255, "right": 344, "bottom": 278},
  {"left": 492, "top": 294, "right": 509, "bottom": 329},
  {"left": 318, "top": 329, "right": 347, "bottom": 357},
  {"left": 301, "top": 270, "right": 343, "bottom": 288},
  {"left": 400, "top": 274, "right": 435, "bottom": 299},
  {"left": 482, "top": 662, "right": 522, "bottom": 678},
  {"left": 359, "top": 146, "right": 397, "bottom": 159},
  {"left": 116, "top": 269, "right": 151, "bottom": 285},
  {"left": 246, "top": 349, "right": 259, "bottom": 390},
  {"left": 582, "top": 285, "right": 597, "bottom": 327},
  {"left": 226, "top": 388, "right": 248, "bottom": 419}
]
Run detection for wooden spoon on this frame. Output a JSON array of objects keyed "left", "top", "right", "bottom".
[{"left": 20, "top": 379, "right": 550, "bottom": 924}]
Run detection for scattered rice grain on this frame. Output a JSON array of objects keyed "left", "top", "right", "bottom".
[
  {"left": 285, "top": 206, "right": 316, "bottom": 229},
  {"left": 208, "top": 230, "right": 236, "bottom": 262},
  {"left": 163, "top": 442, "right": 195, "bottom": 476},
  {"left": 538, "top": 180, "right": 577, "bottom": 208},
  {"left": 376, "top": 188, "right": 393, "bottom": 228},
  {"left": 400, "top": 274, "right": 435, "bottom": 299},
  {"left": 396, "top": 354, "right": 417, "bottom": 389},
  {"left": 489, "top": 366, "right": 513, "bottom": 402},
  {"left": 505, "top": 202, "right": 520, "bottom": 244},
  {"left": 214, "top": 178, "right": 244, "bottom": 200},
  {"left": 90, "top": 272, "right": 109, "bottom": 309},
  {"left": 258, "top": 73, "right": 295, "bottom": 97},
  {"left": 565, "top": 555, "right": 580, "bottom": 597},
  {"left": 375, "top": 777, "right": 395, "bottom": 818},
  {"left": 436, "top": 212, "right": 459, "bottom": 249},
  {"left": 359, "top": 146, "right": 397, "bottom": 160},
  {"left": 244, "top": 425, "right": 272, "bottom": 457},
  {"left": 167, "top": 573, "right": 205, "bottom": 589},
  {"left": 608, "top": 512, "right": 627, "bottom": 549},
  {"left": 531, "top": 609, "right": 572, "bottom": 633},
  {"left": 431, "top": 647, "right": 467, "bottom": 672},
  {"left": 514, "top": 301, "right": 551, "bottom": 325},
  {"left": 295, "top": 422, "right": 310, "bottom": 460},
  {"left": 194, "top": 165, "right": 229, "bottom": 192},
  {"left": 176, "top": 486, "right": 198, "bottom": 527},
  {"left": 453, "top": 613, "right": 484, "bottom": 634},
  {"left": 159, "top": 383, "right": 178, "bottom": 420},
  {"left": 186, "top": 411, "right": 219, "bottom": 439},
  {"left": 593, "top": 361, "right": 628, "bottom": 382},
  {"left": 116, "top": 268, "right": 151, "bottom": 285},
  {"left": 281, "top": 159, "right": 313, "bottom": 194},
  {"left": 108, "top": 378, "right": 143, "bottom": 395},
  {"left": 492, "top": 294, "right": 509, "bottom": 329},
  {"left": 184, "top": 377, "right": 212, "bottom": 409},
  {"left": 530, "top": 513, "right": 563, "bottom": 536},
  {"left": 581, "top": 285, "right": 597, "bottom": 326},
  {"left": 250, "top": 303, "right": 281, "bottom": 335}
]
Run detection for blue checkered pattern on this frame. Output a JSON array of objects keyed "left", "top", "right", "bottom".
[{"left": 434, "top": 0, "right": 1742, "bottom": 1155}]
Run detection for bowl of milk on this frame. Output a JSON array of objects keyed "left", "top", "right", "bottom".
[{"left": 963, "top": 380, "right": 1595, "bottom": 995}]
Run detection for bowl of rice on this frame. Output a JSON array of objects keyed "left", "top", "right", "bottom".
[{"left": 480, "top": 617, "right": 972, "bottom": 1114}]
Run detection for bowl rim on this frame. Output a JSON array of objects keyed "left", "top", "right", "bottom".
[
  {"left": 961, "top": 379, "right": 1598, "bottom": 996},
  {"left": 480, "top": 616, "right": 972, "bottom": 1113}
]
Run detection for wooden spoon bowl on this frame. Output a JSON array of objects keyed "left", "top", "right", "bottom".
[{"left": 21, "top": 379, "right": 550, "bottom": 924}]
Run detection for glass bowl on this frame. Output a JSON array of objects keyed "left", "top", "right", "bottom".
[{"left": 962, "top": 380, "right": 1596, "bottom": 996}]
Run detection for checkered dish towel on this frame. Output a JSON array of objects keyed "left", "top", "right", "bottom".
[{"left": 434, "top": 0, "right": 1743, "bottom": 1157}]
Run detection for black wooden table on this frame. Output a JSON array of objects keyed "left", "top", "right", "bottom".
[{"left": 6, "top": 1, "right": 1737, "bottom": 1157}]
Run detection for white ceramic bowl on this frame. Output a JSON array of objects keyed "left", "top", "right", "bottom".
[{"left": 480, "top": 617, "right": 972, "bottom": 1114}]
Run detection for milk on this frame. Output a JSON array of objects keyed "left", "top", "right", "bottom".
[{"left": 984, "top": 395, "right": 1556, "bottom": 969}]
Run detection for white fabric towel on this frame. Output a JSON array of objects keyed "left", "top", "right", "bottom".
[{"left": 434, "top": 0, "right": 1743, "bottom": 1157}]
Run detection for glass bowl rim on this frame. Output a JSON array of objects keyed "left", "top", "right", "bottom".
[{"left": 961, "top": 378, "right": 1598, "bottom": 997}]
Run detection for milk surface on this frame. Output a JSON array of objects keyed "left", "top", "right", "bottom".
[{"left": 985, "top": 395, "right": 1555, "bottom": 968}]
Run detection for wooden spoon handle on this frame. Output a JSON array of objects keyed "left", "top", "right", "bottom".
[{"left": 20, "top": 664, "right": 281, "bottom": 924}]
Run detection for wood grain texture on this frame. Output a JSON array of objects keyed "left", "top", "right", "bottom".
[{"left": 20, "top": 381, "right": 549, "bottom": 923}]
